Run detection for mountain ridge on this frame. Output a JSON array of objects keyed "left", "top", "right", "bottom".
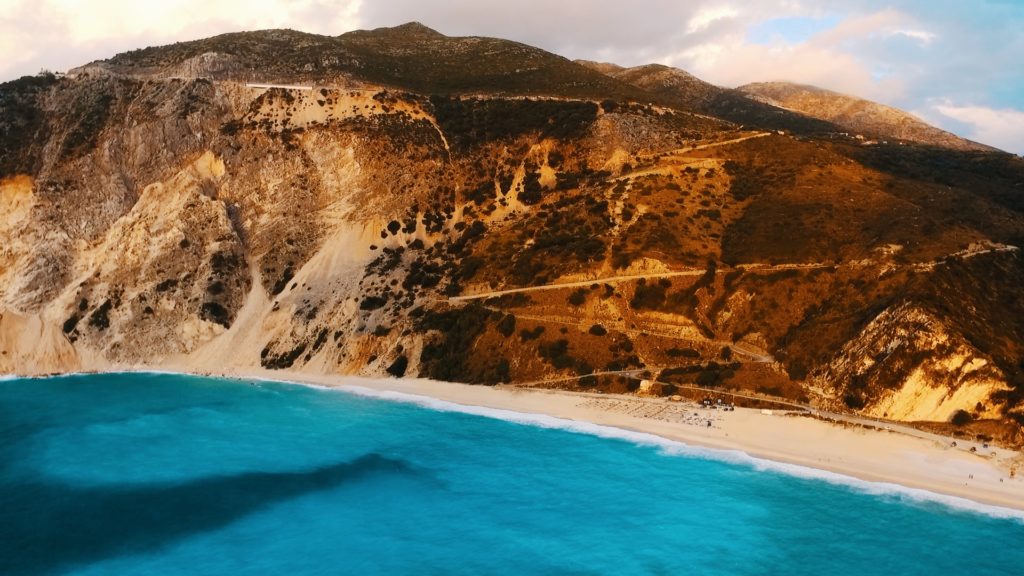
[
  {"left": 73, "top": 24, "right": 652, "bottom": 102},
  {"left": 2, "top": 23, "right": 1024, "bottom": 446},
  {"left": 71, "top": 23, "right": 991, "bottom": 152},
  {"left": 738, "top": 81, "right": 995, "bottom": 152},
  {"left": 577, "top": 60, "right": 996, "bottom": 152}
]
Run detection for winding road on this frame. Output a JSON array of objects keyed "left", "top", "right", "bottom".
[{"left": 449, "top": 269, "right": 709, "bottom": 301}]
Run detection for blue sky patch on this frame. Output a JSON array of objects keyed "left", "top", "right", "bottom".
[{"left": 747, "top": 15, "right": 843, "bottom": 45}]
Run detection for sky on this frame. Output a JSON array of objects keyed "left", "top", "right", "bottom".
[{"left": 1, "top": 0, "right": 1022, "bottom": 153}]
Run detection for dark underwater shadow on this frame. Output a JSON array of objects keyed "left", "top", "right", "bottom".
[{"left": 0, "top": 453, "right": 416, "bottom": 575}]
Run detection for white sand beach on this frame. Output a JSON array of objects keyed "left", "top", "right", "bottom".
[{"left": 186, "top": 367, "right": 1024, "bottom": 514}]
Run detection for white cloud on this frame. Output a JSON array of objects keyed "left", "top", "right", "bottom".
[
  {"left": 664, "top": 9, "right": 914, "bottom": 102},
  {"left": 671, "top": 37, "right": 871, "bottom": 91},
  {"left": 686, "top": 5, "right": 740, "bottom": 33},
  {"left": 926, "top": 101, "right": 1024, "bottom": 154},
  {"left": 891, "top": 29, "right": 936, "bottom": 44},
  {"left": 45, "top": 0, "right": 362, "bottom": 41},
  {"left": 809, "top": 8, "right": 905, "bottom": 45}
]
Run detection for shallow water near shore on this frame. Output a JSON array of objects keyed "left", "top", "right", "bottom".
[{"left": 1, "top": 372, "right": 1022, "bottom": 575}]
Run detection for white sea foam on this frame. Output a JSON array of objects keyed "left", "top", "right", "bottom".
[
  {"left": 336, "top": 383, "right": 1024, "bottom": 523},
  {"left": 0, "top": 370, "right": 96, "bottom": 381},
  {"left": 16, "top": 370, "right": 1024, "bottom": 522}
]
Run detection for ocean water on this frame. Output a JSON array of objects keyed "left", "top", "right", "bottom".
[{"left": 1, "top": 373, "right": 1022, "bottom": 575}]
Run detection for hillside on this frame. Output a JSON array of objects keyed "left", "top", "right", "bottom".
[
  {"left": 2, "top": 23, "right": 1024, "bottom": 446},
  {"left": 577, "top": 61, "right": 841, "bottom": 135},
  {"left": 739, "top": 81, "right": 995, "bottom": 151},
  {"left": 576, "top": 62, "right": 720, "bottom": 107},
  {"left": 79, "top": 23, "right": 648, "bottom": 101}
]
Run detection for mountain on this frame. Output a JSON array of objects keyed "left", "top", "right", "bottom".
[
  {"left": 576, "top": 62, "right": 720, "bottom": 107},
  {"left": 78, "top": 23, "right": 648, "bottom": 101},
  {"left": 576, "top": 61, "right": 841, "bottom": 135},
  {"left": 738, "top": 81, "right": 994, "bottom": 151},
  {"left": 2, "top": 24, "right": 1024, "bottom": 446}
]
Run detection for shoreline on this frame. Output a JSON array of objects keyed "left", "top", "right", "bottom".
[{"left": 7, "top": 366, "right": 1024, "bottom": 515}]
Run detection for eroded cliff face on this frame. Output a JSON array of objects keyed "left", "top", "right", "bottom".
[
  {"left": 1, "top": 78, "right": 447, "bottom": 374},
  {"left": 817, "top": 303, "right": 1008, "bottom": 421},
  {"left": 2, "top": 25, "right": 1024, "bottom": 443},
  {"left": 55, "top": 151, "right": 249, "bottom": 363}
]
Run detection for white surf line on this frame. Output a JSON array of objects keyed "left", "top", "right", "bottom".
[
  {"left": 333, "top": 382, "right": 1024, "bottom": 522},
  {"left": 11, "top": 369, "right": 1024, "bottom": 520},
  {"left": 15, "top": 369, "right": 1003, "bottom": 460}
]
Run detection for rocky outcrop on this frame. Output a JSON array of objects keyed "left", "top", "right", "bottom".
[
  {"left": 53, "top": 152, "right": 250, "bottom": 363},
  {"left": 817, "top": 303, "right": 1008, "bottom": 421}
]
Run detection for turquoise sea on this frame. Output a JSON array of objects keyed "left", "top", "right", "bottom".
[{"left": 1, "top": 372, "right": 1022, "bottom": 575}]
